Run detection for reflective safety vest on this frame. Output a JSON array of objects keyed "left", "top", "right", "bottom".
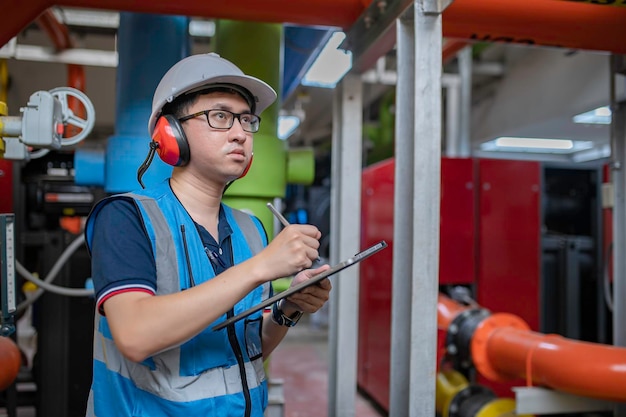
[{"left": 84, "top": 181, "right": 271, "bottom": 417}]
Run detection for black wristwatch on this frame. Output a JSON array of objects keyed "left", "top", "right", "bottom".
[{"left": 271, "top": 300, "right": 303, "bottom": 327}]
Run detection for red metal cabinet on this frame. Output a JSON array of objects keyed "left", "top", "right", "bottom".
[
  {"left": 358, "top": 157, "right": 544, "bottom": 409},
  {"left": 476, "top": 158, "right": 541, "bottom": 331},
  {"left": 358, "top": 157, "right": 475, "bottom": 410}
]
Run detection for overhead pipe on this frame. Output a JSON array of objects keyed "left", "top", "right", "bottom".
[
  {"left": 35, "top": 8, "right": 86, "bottom": 137},
  {"left": 2, "top": 0, "right": 626, "bottom": 54},
  {"left": 4, "top": 0, "right": 626, "bottom": 56},
  {"left": 442, "top": 0, "right": 626, "bottom": 54},
  {"left": 439, "top": 293, "right": 626, "bottom": 403}
]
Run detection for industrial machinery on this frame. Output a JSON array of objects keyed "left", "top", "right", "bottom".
[
  {"left": 0, "top": 86, "right": 97, "bottom": 415},
  {"left": 358, "top": 157, "right": 625, "bottom": 415}
]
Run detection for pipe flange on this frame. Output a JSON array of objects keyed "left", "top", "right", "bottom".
[
  {"left": 445, "top": 308, "right": 490, "bottom": 369},
  {"left": 447, "top": 385, "right": 495, "bottom": 417},
  {"left": 471, "top": 313, "right": 530, "bottom": 382}
]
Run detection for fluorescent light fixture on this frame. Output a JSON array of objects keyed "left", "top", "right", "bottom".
[
  {"left": 573, "top": 106, "right": 612, "bottom": 125},
  {"left": 481, "top": 137, "right": 594, "bottom": 153},
  {"left": 496, "top": 137, "right": 574, "bottom": 149},
  {"left": 302, "top": 32, "right": 352, "bottom": 88},
  {"left": 278, "top": 115, "right": 301, "bottom": 140}
]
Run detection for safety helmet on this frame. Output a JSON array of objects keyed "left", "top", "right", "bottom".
[{"left": 148, "top": 53, "right": 277, "bottom": 136}]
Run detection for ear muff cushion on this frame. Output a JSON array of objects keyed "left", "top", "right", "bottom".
[{"left": 152, "top": 115, "right": 190, "bottom": 166}]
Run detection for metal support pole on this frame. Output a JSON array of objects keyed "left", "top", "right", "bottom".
[
  {"left": 328, "top": 73, "right": 363, "bottom": 417},
  {"left": 611, "top": 97, "right": 626, "bottom": 351},
  {"left": 389, "top": 9, "right": 415, "bottom": 415},
  {"left": 389, "top": 0, "right": 444, "bottom": 415},
  {"left": 409, "top": 2, "right": 442, "bottom": 415},
  {"left": 610, "top": 54, "right": 626, "bottom": 417},
  {"left": 458, "top": 45, "right": 473, "bottom": 157},
  {"left": 443, "top": 74, "right": 460, "bottom": 157},
  {"left": 611, "top": 105, "right": 626, "bottom": 417}
]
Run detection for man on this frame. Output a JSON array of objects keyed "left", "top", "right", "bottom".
[{"left": 84, "top": 53, "right": 331, "bottom": 416}]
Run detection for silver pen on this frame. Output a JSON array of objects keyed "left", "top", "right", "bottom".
[
  {"left": 266, "top": 202, "right": 290, "bottom": 228},
  {"left": 266, "top": 202, "right": 322, "bottom": 265}
]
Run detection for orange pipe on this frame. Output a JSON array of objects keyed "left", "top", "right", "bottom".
[
  {"left": 57, "top": 0, "right": 371, "bottom": 30},
  {"left": 35, "top": 9, "right": 87, "bottom": 137},
  {"left": 3, "top": 1, "right": 626, "bottom": 56},
  {"left": 443, "top": 0, "right": 626, "bottom": 54},
  {"left": 438, "top": 295, "right": 626, "bottom": 403},
  {"left": 0, "top": 336, "right": 21, "bottom": 391},
  {"left": 35, "top": 9, "right": 74, "bottom": 52},
  {"left": 437, "top": 293, "right": 472, "bottom": 330},
  {"left": 473, "top": 321, "right": 626, "bottom": 402}
]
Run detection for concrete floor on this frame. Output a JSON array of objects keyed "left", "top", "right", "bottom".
[{"left": 269, "top": 317, "right": 385, "bottom": 417}]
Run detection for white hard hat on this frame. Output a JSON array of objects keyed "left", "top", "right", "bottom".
[{"left": 148, "top": 53, "right": 277, "bottom": 135}]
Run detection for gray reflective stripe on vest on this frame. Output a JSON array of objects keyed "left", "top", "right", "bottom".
[
  {"left": 230, "top": 208, "right": 271, "bottom": 300},
  {"left": 126, "top": 193, "right": 180, "bottom": 294},
  {"left": 93, "top": 334, "right": 265, "bottom": 402},
  {"left": 231, "top": 208, "right": 263, "bottom": 254}
]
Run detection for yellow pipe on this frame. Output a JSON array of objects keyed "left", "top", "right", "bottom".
[
  {"left": 436, "top": 369, "right": 529, "bottom": 417},
  {"left": 0, "top": 60, "right": 7, "bottom": 104},
  {"left": 436, "top": 369, "right": 470, "bottom": 417},
  {"left": 475, "top": 398, "right": 517, "bottom": 417}
]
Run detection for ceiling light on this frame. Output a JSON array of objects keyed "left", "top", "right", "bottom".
[
  {"left": 496, "top": 137, "right": 574, "bottom": 149},
  {"left": 573, "top": 106, "right": 612, "bottom": 125},
  {"left": 278, "top": 115, "right": 301, "bottom": 140},
  {"left": 302, "top": 31, "right": 352, "bottom": 88},
  {"left": 481, "top": 137, "right": 594, "bottom": 154}
]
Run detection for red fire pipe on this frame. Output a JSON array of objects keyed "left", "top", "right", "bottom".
[
  {"left": 35, "top": 9, "right": 86, "bottom": 136},
  {"left": 437, "top": 292, "right": 472, "bottom": 330},
  {"left": 0, "top": 337, "right": 21, "bottom": 391},
  {"left": 4, "top": 1, "right": 626, "bottom": 57},
  {"left": 438, "top": 293, "right": 626, "bottom": 403},
  {"left": 443, "top": 0, "right": 626, "bottom": 54}
]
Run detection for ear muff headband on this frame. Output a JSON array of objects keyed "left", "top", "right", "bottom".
[{"left": 151, "top": 114, "right": 190, "bottom": 166}]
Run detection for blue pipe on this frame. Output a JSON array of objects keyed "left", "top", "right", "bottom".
[{"left": 75, "top": 13, "right": 190, "bottom": 192}]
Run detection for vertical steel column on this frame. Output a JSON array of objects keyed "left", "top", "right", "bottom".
[
  {"left": 443, "top": 74, "right": 460, "bottom": 156},
  {"left": 390, "top": 1, "right": 444, "bottom": 416},
  {"left": 611, "top": 80, "right": 626, "bottom": 350},
  {"left": 389, "top": 9, "right": 415, "bottom": 415},
  {"left": 610, "top": 55, "right": 626, "bottom": 417},
  {"left": 458, "top": 45, "right": 473, "bottom": 157},
  {"left": 328, "top": 73, "right": 363, "bottom": 417}
]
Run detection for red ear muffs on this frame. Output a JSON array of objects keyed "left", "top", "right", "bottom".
[{"left": 152, "top": 114, "right": 190, "bottom": 166}]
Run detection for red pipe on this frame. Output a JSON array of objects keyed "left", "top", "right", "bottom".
[
  {"left": 438, "top": 294, "right": 626, "bottom": 403},
  {"left": 35, "top": 9, "right": 87, "bottom": 137},
  {"left": 474, "top": 323, "right": 626, "bottom": 402},
  {"left": 3, "top": 1, "right": 626, "bottom": 56},
  {"left": 437, "top": 293, "right": 472, "bottom": 330},
  {"left": 0, "top": 337, "right": 21, "bottom": 391},
  {"left": 443, "top": 0, "right": 626, "bottom": 54}
]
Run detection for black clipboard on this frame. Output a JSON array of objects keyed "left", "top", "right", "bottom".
[{"left": 212, "top": 240, "right": 387, "bottom": 331}]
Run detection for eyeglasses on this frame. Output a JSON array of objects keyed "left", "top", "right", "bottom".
[{"left": 178, "top": 109, "right": 261, "bottom": 133}]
